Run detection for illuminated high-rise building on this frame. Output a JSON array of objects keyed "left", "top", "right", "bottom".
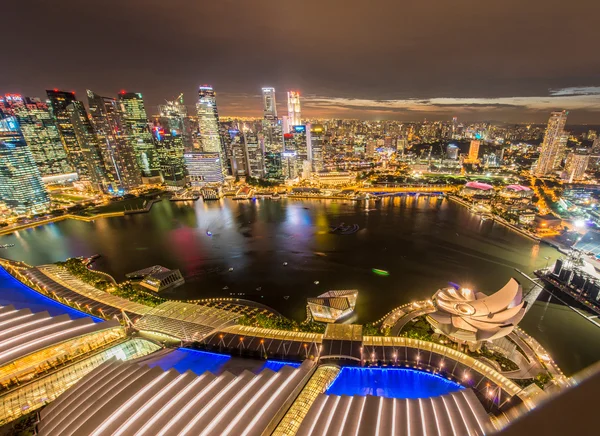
[
  {"left": 287, "top": 91, "right": 301, "bottom": 130},
  {"left": 117, "top": 92, "right": 161, "bottom": 182},
  {"left": 0, "top": 115, "right": 50, "bottom": 215},
  {"left": 87, "top": 90, "right": 142, "bottom": 193},
  {"left": 158, "top": 94, "right": 194, "bottom": 151},
  {"left": 1, "top": 94, "right": 72, "bottom": 177},
  {"left": 262, "top": 87, "right": 277, "bottom": 120},
  {"left": 309, "top": 124, "right": 324, "bottom": 172},
  {"left": 154, "top": 95, "right": 189, "bottom": 188},
  {"left": 564, "top": 152, "right": 589, "bottom": 182},
  {"left": 467, "top": 140, "right": 480, "bottom": 162},
  {"left": 196, "top": 85, "right": 227, "bottom": 176},
  {"left": 535, "top": 110, "right": 568, "bottom": 176},
  {"left": 184, "top": 152, "right": 224, "bottom": 186},
  {"left": 47, "top": 90, "right": 107, "bottom": 190}
]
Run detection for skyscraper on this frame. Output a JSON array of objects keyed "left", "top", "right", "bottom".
[
  {"left": 262, "top": 87, "right": 277, "bottom": 120},
  {"left": 87, "top": 90, "right": 142, "bottom": 193},
  {"left": 1, "top": 94, "right": 72, "bottom": 177},
  {"left": 287, "top": 91, "right": 301, "bottom": 129},
  {"left": 564, "top": 152, "right": 589, "bottom": 182},
  {"left": 158, "top": 94, "right": 194, "bottom": 151},
  {"left": 196, "top": 86, "right": 227, "bottom": 176},
  {"left": 154, "top": 95, "right": 189, "bottom": 188},
  {"left": 309, "top": 124, "right": 324, "bottom": 173},
  {"left": 0, "top": 115, "right": 50, "bottom": 215},
  {"left": 535, "top": 110, "right": 568, "bottom": 176},
  {"left": 118, "top": 92, "right": 161, "bottom": 182},
  {"left": 47, "top": 90, "right": 107, "bottom": 190},
  {"left": 468, "top": 140, "right": 480, "bottom": 162}
]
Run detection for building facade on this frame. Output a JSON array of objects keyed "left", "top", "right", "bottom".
[
  {"left": 47, "top": 90, "right": 107, "bottom": 190},
  {"left": 262, "top": 87, "right": 277, "bottom": 120},
  {"left": 87, "top": 90, "right": 142, "bottom": 193},
  {"left": 535, "top": 110, "right": 568, "bottom": 176},
  {"left": 565, "top": 152, "right": 589, "bottom": 182},
  {"left": 196, "top": 86, "right": 227, "bottom": 176},
  {"left": 0, "top": 115, "right": 50, "bottom": 215},
  {"left": 184, "top": 152, "right": 224, "bottom": 187},
  {"left": 118, "top": 92, "right": 161, "bottom": 182},
  {"left": 1, "top": 94, "right": 72, "bottom": 177},
  {"left": 287, "top": 91, "right": 301, "bottom": 129}
]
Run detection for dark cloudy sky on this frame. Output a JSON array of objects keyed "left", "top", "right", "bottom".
[{"left": 3, "top": 0, "right": 600, "bottom": 123}]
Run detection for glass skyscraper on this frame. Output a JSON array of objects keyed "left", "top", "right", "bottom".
[
  {"left": 87, "top": 90, "right": 142, "bottom": 193},
  {"left": 117, "top": 92, "right": 161, "bottom": 182},
  {"left": 0, "top": 94, "right": 72, "bottom": 177},
  {"left": 154, "top": 96, "right": 189, "bottom": 187},
  {"left": 0, "top": 115, "right": 50, "bottom": 215},
  {"left": 196, "top": 86, "right": 227, "bottom": 175},
  {"left": 47, "top": 90, "right": 107, "bottom": 190},
  {"left": 262, "top": 87, "right": 277, "bottom": 120}
]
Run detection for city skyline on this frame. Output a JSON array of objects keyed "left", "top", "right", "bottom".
[{"left": 2, "top": 1, "right": 600, "bottom": 123}]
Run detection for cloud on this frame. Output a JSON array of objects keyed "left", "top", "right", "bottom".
[{"left": 549, "top": 87, "right": 600, "bottom": 97}]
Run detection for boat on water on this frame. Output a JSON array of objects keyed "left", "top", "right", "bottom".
[
  {"left": 0, "top": 244, "right": 15, "bottom": 249},
  {"left": 271, "top": 193, "right": 281, "bottom": 200},
  {"left": 372, "top": 268, "right": 390, "bottom": 276}
]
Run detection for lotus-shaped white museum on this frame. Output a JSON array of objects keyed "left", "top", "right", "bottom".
[{"left": 426, "top": 278, "right": 526, "bottom": 345}]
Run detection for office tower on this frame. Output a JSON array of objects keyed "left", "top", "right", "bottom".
[
  {"left": 47, "top": 90, "right": 107, "bottom": 190},
  {"left": 264, "top": 151, "right": 283, "bottom": 182},
  {"left": 118, "top": 92, "right": 161, "bottom": 182},
  {"left": 282, "top": 125, "right": 311, "bottom": 179},
  {"left": 154, "top": 95, "right": 189, "bottom": 188},
  {"left": 1, "top": 94, "right": 72, "bottom": 177},
  {"left": 287, "top": 91, "right": 301, "bottom": 129},
  {"left": 262, "top": 117, "right": 284, "bottom": 153},
  {"left": 309, "top": 124, "right": 324, "bottom": 172},
  {"left": 0, "top": 115, "right": 50, "bottom": 215},
  {"left": 565, "top": 152, "right": 589, "bottom": 182},
  {"left": 196, "top": 85, "right": 227, "bottom": 176},
  {"left": 227, "top": 128, "right": 246, "bottom": 177},
  {"left": 87, "top": 90, "right": 142, "bottom": 193},
  {"left": 535, "top": 110, "right": 568, "bottom": 176},
  {"left": 244, "top": 129, "right": 264, "bottom": 178},
  {"left": 184, "top": 152, "right": 224, "bottom": 187},
  {"left": 158, "top": 94, "right": 194, "bottom": 151},
  {"left": 468, "top": 140, "right": 480, "bottom": 162},
  {"left": 262, "top": 87, "right": 277, "bottom": 120},
  {"left": 281, "top": 115, "right": 290, "bottom": 135},
  {"left": 446, "top": 144, "right": 459, "bottom": 160}
]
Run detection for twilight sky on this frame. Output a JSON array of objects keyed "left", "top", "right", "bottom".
[{"left": 3, "top": 0, "right": 600, "bottom": 123}]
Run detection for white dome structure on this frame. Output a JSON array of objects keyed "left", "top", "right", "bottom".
[{"left": 426, "top": 278, "right": 526, "bottom": 344}]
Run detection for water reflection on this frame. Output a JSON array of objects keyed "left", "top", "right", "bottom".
[{"left": 0, "top": 197, "right": 598, "bottom": 374}]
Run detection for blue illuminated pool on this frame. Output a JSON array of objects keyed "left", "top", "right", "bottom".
[
  {"left": 146, "top": 348, "right": 231, "bottom": 375},
  {"left": 261, "top": 360, "right": 301, "bottom": 372},
  {"left": 0, "top": 266, "right": 101, "bottom": 321},
  {"left": 326, "top": 367, "right": 464, "bottom": 399}
]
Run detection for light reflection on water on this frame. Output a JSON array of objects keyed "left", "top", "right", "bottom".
[{"left": 1, "top": 197, "right": 599, "bottom": 374}]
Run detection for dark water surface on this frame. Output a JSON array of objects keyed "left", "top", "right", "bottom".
[{"left": 1, "top": 196, "right": 599, "bottom": 374}]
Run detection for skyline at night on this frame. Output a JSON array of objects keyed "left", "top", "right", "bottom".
[{"left": 3, "top": 0, "right": 600, "bottom": 123}]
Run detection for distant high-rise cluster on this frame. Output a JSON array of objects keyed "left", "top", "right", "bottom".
[{"left": 1, "top": 78, "right": 595, "bottom": 217}]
